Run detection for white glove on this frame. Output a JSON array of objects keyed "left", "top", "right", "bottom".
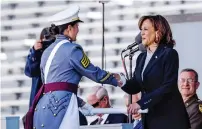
[{"left": 79, "top": 103, "right": 94, "bottom": 116}]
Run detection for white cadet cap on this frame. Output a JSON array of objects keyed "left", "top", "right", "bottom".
[{"left": 48, "top": 5, "right": 83, "bottom": 26}]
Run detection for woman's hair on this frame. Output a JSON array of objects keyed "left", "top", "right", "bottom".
[
  {"left": 138, "top": 15, "right": 175, "bottom": 47},
  {"left": 40, "top": 27, "right": 50, "bottom": 40},
  {"left": 49, "top": 20, "right": 78, "bottom": 36}
]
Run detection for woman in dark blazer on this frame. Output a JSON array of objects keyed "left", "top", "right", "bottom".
[{"left": 116, "top": 15, "right": 190, "bottom": 129}]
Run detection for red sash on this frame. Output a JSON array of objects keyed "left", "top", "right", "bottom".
[{"left": 25, "top": 82, "right": 78, "bottom": 129}]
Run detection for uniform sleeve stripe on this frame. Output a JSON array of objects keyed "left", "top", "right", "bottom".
[{"left": 100, "top": 72, "right": 111, "bottom": 82}]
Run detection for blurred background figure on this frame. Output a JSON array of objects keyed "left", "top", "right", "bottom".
[
  {"left": 178, "top": 68, "right": 202, "bottom": 129},
  {"left": 22, "top": 27, "right": 55, "bottom": 127},
  {"left": 124, "top": 93, "right": 142, "bottom": 129},
  {"left": 87, "top": 86, "right": 127, "bottom": 125},
  {"left": 24, "top": 27, "right": 55, "bottom": 108}
]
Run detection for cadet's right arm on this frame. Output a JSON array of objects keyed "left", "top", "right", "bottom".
[{"left": 70, "top": 47, "right": 118, "bottom": 86}]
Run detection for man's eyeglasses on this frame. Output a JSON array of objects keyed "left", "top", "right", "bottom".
[
  {"left": 91, "top": 97, "right": 104, "bottom": 108},
  {"left": 92, "top": 101, "right": 100, "bottom": 108},
  {"left": 179, "top": 78, "right": 196, "bottom": 84}
]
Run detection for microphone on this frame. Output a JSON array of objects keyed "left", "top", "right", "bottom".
[
  {"left": 124, "top": 43, "right": 146, "bottom": 58},
  {"left": 122, "top": 32, "right": 142, "bottom": 52}
]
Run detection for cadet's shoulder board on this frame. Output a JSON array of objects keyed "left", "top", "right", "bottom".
[
  {"left": 199, "top": 100, "right": 202, "bottom": 113},
  {"left": 80, "top": 52, "right": 90, "bottom": 68}
]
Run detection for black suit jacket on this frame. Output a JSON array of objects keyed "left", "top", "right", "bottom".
[
  {"left": 79, "top": 111, "right": 88, "bottom": 125},
  {"left": 90, "top": 114, "right": 128, "bottom": 125},
  {"left": 122, "top": 44, "right": 190, "bottom": 129}
]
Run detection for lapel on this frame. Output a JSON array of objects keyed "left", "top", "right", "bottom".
[
  {"left": 143, "top": 44, "right": 165, "bottom": 77},
  {"left": 185, "top": 94, "right": 198, "bottom": 108},
  {"left": 90, "top": 118, "right": 98, "bottom": 125},
  {"left": 136, "top": 53, "right": 146, "bottom": 85}
]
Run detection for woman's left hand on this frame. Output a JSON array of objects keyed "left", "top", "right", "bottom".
[{"left": 128, "top": 103, "right": 141, "bottom": 114}]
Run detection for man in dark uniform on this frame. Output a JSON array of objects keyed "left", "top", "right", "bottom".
[{"left": 178, "top": 68, "right": 202, "bottom": 129}]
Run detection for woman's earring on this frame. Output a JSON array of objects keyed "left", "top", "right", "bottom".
[{"left": 155, "top": 35, "right": 159, "bottom": 43}]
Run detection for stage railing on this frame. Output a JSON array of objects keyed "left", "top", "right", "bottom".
[{"left": 1, "top": 116, "right": 20, "bottom": 129}]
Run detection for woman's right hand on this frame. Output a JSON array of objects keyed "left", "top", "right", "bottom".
[{"left": 33, "top": 40, "right": 43, "bottom": 50}]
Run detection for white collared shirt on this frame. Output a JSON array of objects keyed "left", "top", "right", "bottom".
[
  {"left": 133, "top": 118, "right": 141, "bottom": 128},
  {"left": 89, "top": 114, "right": 109, "bottom": 125},
  {"left": 100, "top": 114, "right": 109, "bottom": 125}
]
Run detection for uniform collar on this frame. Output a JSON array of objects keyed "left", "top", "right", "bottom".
[
  {"left": 184, "top": 94, "right": 199, "bottom": 107},
  {"left": 56, "top": 34, "right": 73, "bottom": 42}
]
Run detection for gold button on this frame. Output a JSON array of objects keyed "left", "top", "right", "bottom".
[
  {"left": 41, "top": 124, "right": 44, "bottom": 127},
  {"left": 54, "top": 114, "right": 57, "bottom": 117},
  {"left": 35, "top": 108, "right": 37, "bottom": 111},
  {"left": 43, "top": 93, "right": 45, "bottom": 95},
  {"left": 33, "top": 127, "right": 36, "bottom": 129},
  {"left": 54, "top": 107, "right": 57, "bottom": 110},
  {"left": 42, "top": 106, "right": 45, "bottom": 109},
  {"left": 56, "top": 101, "right": 58, "bottom": 103},
  {"left": 49, "top": 91, "right": 52, "bottom": 93}
]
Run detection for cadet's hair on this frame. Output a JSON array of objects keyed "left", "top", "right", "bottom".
[
  {"left": 49, "top": 20, "right": 78, "bottom": 35},
  {"left": 138, "top": 15, "right": 175, "bottom": 48},
  {"left": 90, "top": 86, "right": 109, "bottom": 100},
  {"left": 180, "top": 68, "right": 199, "bottom": 82}
]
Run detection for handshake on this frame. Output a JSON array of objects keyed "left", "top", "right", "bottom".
[{"left": 113, "top": 73, "right": 127, "bottom": 87}]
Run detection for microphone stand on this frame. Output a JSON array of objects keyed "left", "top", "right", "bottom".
[
  {"left": 121, "top": 48, "right": 134, "bottom": 123},
  {"left": 121, "top": 51, "right": 129, "bottom": 80},
  {"left": 99, "top": 0, "right": 107, "bottom": 87},
  {"left": 128, "top": 48, "right": 133, "bottom": 124},
  {"left": 99, "top": 0, "right": 107, "bottom": 70}
]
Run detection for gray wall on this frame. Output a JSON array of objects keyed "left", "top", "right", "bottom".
[{"left": 171, "top": 21, "right": 202, "bottom": 99}]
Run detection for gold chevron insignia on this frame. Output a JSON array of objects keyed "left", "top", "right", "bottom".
[
  {"left": 80, "top": 53, "right": 90, "bottom": 68},
  {"left": 199, "top": 104, "right": 202, "bottom": 113}
]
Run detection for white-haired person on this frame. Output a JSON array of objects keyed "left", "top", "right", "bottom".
[
  {"left": 87, "top": 86, "right": 127, "bottom": 125},
  {"left": 24, "top": 5, "right": 121, "bottom": 129}
]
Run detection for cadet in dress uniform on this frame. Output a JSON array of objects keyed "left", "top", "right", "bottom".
[{"left": 25, "top": 5, "right": 119, "bottom": 129}]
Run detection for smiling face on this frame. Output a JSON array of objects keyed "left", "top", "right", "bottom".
[
  {"left": 140, "top": 19, "right": 157, "bottom": 47},
  {"left": 178, "top": 71, "right": 199, "bottom": 98}
]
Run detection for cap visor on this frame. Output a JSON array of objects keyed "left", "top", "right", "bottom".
[{"left": 77, "top": 19, "right": 83, "bottom": 23}]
